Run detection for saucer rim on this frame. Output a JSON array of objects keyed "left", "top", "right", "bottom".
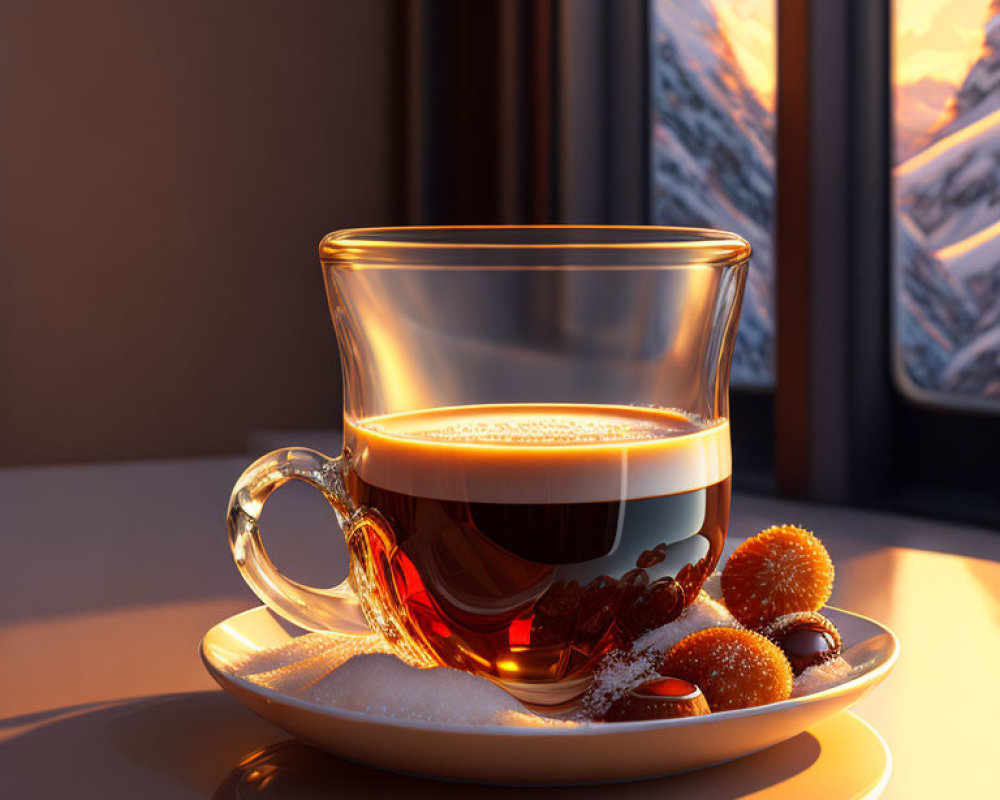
[{"left": 200, "top": 604, "right": 898, "bottom": 738}]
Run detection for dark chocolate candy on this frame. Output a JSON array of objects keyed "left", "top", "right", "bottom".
[{"left": 761, "top": 611, "right": 842, "bottom": 675}]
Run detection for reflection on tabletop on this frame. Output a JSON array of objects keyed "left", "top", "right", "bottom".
[
  {"left": 3, "top": 457, "right": 999, "bottom": 798},
  {"left": 0, "top": 689, "right": 887, "bottom": 800},
  {"left": 212, "top": 712, "right": 889, "bottom": 800}
]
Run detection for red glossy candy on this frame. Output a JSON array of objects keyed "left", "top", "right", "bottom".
[{"left": 602, "top": 676, "right": 711, "bottom": 721}]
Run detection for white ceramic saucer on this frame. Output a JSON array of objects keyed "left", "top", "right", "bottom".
[{"left": 201, "top": 600, "right": 898, "bottom": 785}]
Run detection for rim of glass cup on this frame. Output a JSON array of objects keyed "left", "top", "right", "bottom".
[{"left": 319, "top": 225, "right": 751, "bottom": 269}]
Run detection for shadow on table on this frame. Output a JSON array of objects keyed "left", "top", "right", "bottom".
[
  {"left": 212, "top": 734, "right": 820, "bottom": 799},
  {"left": 0, "top": 692, "right": 281, "bottom": 799},
  {"left": 1, "top": 691, "right": 890, "bottom": 800}
]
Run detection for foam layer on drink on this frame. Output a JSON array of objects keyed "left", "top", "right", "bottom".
[{"left": 346, "top": 403, "right": 731, "bottom": 504}]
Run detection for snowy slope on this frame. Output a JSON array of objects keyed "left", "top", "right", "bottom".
[
  {"left": 650, "top": 0, "right": 775, "bottom": 386},
  {"left": 896, "top": 107, "right": 1000, "bottom": 253},
  {"left": 943, "top": 324, "right": 1000, "bottom": 396},
  {"left": 938, "top": 217, "right": 1000, "bottom": 281},
  {"left": 895, "top": 3, "right": 1000, "bottom": 397},
  {"left": 896, "top": 216, "right": 979, "bottom": 390}
]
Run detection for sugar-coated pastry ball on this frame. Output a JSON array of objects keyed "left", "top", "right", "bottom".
[
  {"left": 660, "top": 627, "right": 793, "bottom": 710},
  {"left": 602, "top": 677, "right": 711, "bottom": 722},
  {"left": 760, "top": 611, "right": 841, "bottom": 675},
  {"left": 721, "top": 525, "right": 835, "bottom": 628}
]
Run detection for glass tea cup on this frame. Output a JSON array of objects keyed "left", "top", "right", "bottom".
[{"left": 227, "top": 226, "right": 749, "bottom": 704}]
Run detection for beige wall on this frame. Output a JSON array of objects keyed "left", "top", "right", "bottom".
[{"left": 0, "top": 1, "right": 396, "bottom": 465}]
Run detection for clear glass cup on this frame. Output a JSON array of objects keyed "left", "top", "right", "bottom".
[{"left": 228, "top": 226, "right": 749, "bottom": 704}]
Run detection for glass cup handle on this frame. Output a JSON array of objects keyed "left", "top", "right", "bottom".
[{"left": 226, "top": 447, "right": 366, "bottom": 633}]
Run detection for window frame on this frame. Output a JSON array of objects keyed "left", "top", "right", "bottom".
[{"left": 770, "top": 0, "right": 999, "bottom": 525}]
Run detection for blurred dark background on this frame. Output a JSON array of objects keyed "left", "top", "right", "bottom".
[
  {"left": 0, "top": 0, "right": 645, "bottom": 468},
  {"left": 1, "top": 1, "right": 397, "bottom": 465}
]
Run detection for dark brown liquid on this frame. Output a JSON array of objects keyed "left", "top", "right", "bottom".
[{"left": 343, "top": 471, "right": 730, "bottom": 687}]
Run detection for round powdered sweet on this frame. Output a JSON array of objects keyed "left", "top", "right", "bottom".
[
  {"left": 760, "top": 611, "right": 841, "bottom": 675},
  {"left": 660, "top": 627, "right": 793, "bottom": 711},
  {"left": 721, "top": 525, "right": 835, "bottom": 628}
]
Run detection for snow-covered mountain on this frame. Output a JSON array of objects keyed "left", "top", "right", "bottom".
[
  {"left": 897, "top": 108, "right": 1000, "bottom": 269},
  {"left": 896, "top": 2, "right": 1000, "bottom": 399},
  {"left": 896, "top": 217, "right": 979, "bottom": 387},
  {"left": 650, "top": 0, "right": 775, "bottom": 386},
  {"left": 930, "top": 1, "right": 1000, "bottom": 141},
  {"left": 894, "top": 76, "right": 956, "bottom": 163}
]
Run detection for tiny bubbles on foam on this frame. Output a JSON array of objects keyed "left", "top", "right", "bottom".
[{"left": 404, "top": 416, "right": 689, "bottom": 445}]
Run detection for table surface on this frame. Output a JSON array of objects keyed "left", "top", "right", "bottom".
[{"left": 2, "top": 451, "right": 998, "bottom": 799}]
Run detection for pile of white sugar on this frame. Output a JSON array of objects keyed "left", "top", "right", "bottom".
[
  {"left": 234, "top": 633, "right": 572, "bottom": 727},
  {"left": 233, "top": 582, "right": 854, "bottom": 726}
]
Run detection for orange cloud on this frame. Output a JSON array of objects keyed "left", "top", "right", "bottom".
[
  {"left": 712, "top": 0, "right": 776, "bottom": 109},
  {"left": 894, "top": 0, "right": 991, "bottom": 87}
]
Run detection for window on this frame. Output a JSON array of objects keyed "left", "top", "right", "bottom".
[
  {"left": 893, "top": 0, "right": 1000, "bottom": 408},
  {"left": 649, "top": 0, "right": 776, "bottom": 388},
  {"left": 641, "top": 0, "right": 998, "bottom": 514},
  {"left": 396, "top": 0, "right": 998, "bottom": 518}
]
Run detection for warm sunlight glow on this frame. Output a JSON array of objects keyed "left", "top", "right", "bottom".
[
  {"left": 894, "top": 0, "right": 991, "bottom": 87},
  {"left": 218, "top": 622, "right": 264, "bottom": 653},
  {"left": 896, "top": 106, "right": 1000, "bottom": 175},
  {"left": 936, "top": 214, "right": 1000, "bottom": 261},
  {"left": 884, "top": 549, "right": 1000, "bottom": 797},
  {"left": 712, "top": 0, "right": 776, "bottom": 108}
]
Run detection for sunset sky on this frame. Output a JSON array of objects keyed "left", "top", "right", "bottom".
[
  {"left": 711, "top": 0, "right": 775, "bottom": 107},
  {"left": 706, "top": 0, "right": 992, "bottom": 108},
  {"left": 893, "top": 0, "right": 991, "bottom": 87}
]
